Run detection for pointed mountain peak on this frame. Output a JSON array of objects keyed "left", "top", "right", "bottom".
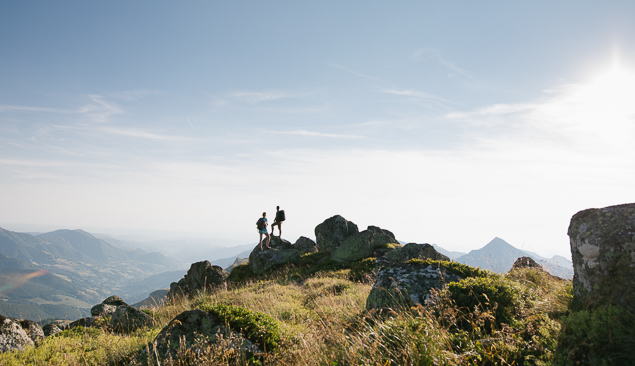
[{"left": 483, "top": 237, "right": 515, "bottom": 250}]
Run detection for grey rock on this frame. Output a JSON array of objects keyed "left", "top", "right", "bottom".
[
  {"left": 293, "top": 236, "right": 318, "bottom": 253},
  {"left": 110, "top": 305, "right": 156, "bottom": 333},
  {"left": 269, "top": 236, "right": 293, "bottom": 250},
  {"left": 568, "top": 203, "right": 635, "bottom": 312},
  {"left": 248, "top": 247, "right": 301, "bottom": 275},
  {"left": 19, "top": 319, "right": 44, "bottom": 345},
  {"left": 315, "top": 215, "right": 359, "bottom": 253},
  {"left": 69, "top": 317, "right": 97, "bottom": 329},
  {"left": 143, "top": 309, "right": 260, "bottom": 363},
  {"left": 91, "top": 303, "right": 117, "bottom": 317},
  {"left": 379, "top": 243, "right": 450, "bottom": 265},
  {"left": 366, "top": 262, "right": 463, "bottom": 310},
  {"left": 511, "top": 256, "right": 543, "bottom": 270},
  {"left": 102, "top": 295, "right": 127, "bottom": 307},
  {"left": 0, "top": 315, "right": 33, "bottom": 353},
  {"left": 331, "top": 226, "right": 398, "bottom": 263},
  {"left": 167, "top": 260, "right": 229, "bottom": 299},
  {"left": 42, "top": 323, "right": 63, "bottom": 337}
]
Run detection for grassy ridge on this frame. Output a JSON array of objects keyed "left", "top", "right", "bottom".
[{"left": 1, "top": 257, "right": 628, "bottom": 365}]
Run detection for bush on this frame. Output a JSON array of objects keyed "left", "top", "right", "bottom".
[
  {"left": 198, "top": 303, "right": 286, "bottom": 352},
  {"left": 447, "top": 275, "right": 525, "bottom": 332},
  {"left": 553, "top": 305, "right": 635, "bottom": 365},
  {"left": 405, "top": 259, "right": 491, "bottom": 279}
]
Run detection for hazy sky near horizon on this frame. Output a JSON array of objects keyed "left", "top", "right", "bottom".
[{"left": 2, "top": 1, "right": 634, "bottom": 257}]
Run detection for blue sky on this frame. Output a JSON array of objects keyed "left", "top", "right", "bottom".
[{"left": 2, "top": 1, "right": 634, "bottom": 257}]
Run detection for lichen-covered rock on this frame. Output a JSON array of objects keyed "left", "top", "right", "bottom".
[
  {"left": 366, "top": 262, "right": 464, "bottom": 310},
  {"left": 248, "top": 247, "right": 301, "bottom": 275},
  {"left": 331, "top": 226, "right": 398, "bottom": 263},
  {"left": 168, "top": 261, "right": 229, "bottom": 299},
  {"left": 102, "top": 295, "right": 127, "bottom": 307},
  {"left": 315, "top": 215, "right": 359, "bottom": 253},
  {"left": 0, "top": 315, "right": 33, "bottom": 353},
  {"left": 568, "top": 203, "right": 635, "bottom": 312},
  {"left": 293, "top": 236, "right": 318, "bottom": 253},
  {"left": 143, "top": 309, "right": 260, "bottom": 363},
  {"left": 110, "top": 305, "right": 156, "bottom": 333},
  {"left": 19, "top": 319, "right": 44, "bottom": 345},
  {"left": 91, "top": 303, "right": 117, "bottom": 317},
  {"left": 69, "top": 317, "right": 97, "bottom": 329},
  {"left": 42, "top": 323, "right": 63, "bottom": 337},
  {"left": 379, "top": 243, "right": 449, "bottom": 265}
]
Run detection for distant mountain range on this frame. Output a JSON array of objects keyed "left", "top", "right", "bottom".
[
  {"left": 0, "top": 227, "right": 186, "bottom": 321},
  {"left": 434, "top": 237, "right": 573, "bottom": 279}
]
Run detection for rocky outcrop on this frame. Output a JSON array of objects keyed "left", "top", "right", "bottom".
[
  {"left": 379, "top": 243, "right": 450, "bottom": 265},
  {"left": 293, "top": 236, "right": 318, "bottom": 253},
  {"left": 19, "top": 319, "right": 44, "bottom": 346},
  {"left": 102, "top": 295, "right": 127, "bottom": 307},
  {"left": 249, "top": 246, "right": 301, "bottom": 275},
  {"left": 0, "top": 315, "right": 34, "bottom": 353},
  {"left": 110, "top": 305, "right": 156, "bottom": 333},
  {"left": 168, "top": 261, "right": 229, "bottom": 299},
  {"left": 568, "top": 203, "right": 635, "bottom": 311},
  {"left": 511, "top": 256, "right": 543, "bottom": 270},
  {"left": 315, "top": 215, "right": 359, "bottom": 253},
  {"left": 143, "top": 309, "right": 260, "bottom": 362},
  {"left": 331, "top": 226, "right": 398, "bottom": 263},
  {"left": 366, "top": 261, "right": 464, "bottom": 310},
  {"left": 42, "top": 320, "right": 72, "bottom": 337}
]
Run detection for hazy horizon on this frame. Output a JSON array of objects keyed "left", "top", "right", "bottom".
[{"left": 3, "top": 2, "right": 634, "bottom": 259}]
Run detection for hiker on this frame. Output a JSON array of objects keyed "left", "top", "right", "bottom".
[
  {"left": 271, "top": 206, "right": 285, "bottom": 237},
  {"left": 257, "top": 212, "right": 270, "bottom": 250}
]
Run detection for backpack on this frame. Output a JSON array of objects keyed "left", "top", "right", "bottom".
[
  {"left": 256, "top": 218, "right": 265, "bottom": 230},
  {"left": 277, "top": 210, "right": 286, "bottom": 222}
]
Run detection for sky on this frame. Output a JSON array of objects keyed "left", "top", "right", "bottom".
[{"left": 1, "top": 1, "right": 634, "bottom": 258}]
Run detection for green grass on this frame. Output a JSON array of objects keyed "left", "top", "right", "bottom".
[{"left": 0, "top": 255, "right": 618, "bottom": 366}]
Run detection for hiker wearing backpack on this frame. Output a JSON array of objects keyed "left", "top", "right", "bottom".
[
  {"left": 271, "top": 206, "right": 285, "bottom": 237},
  {"left": 257, "top": 212, "right": 270, "bottom": 250}
]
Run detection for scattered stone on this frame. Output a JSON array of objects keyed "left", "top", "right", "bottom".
[
  {"left": 293, "top": 236, "right": 318, "bottom": 253},
  {"left": 110, "top": 305, "right": 156, "bottom": 333},
  {"left": 315, "top": 215, "right": 359, "bottom": 253},
  {"left": 568, "top": 203, "right": 635, "bottom": 311},
  {"left": 0, "top": 315, "right": 34, "bottom": 353},
  {"left": 366, "top": 262, "right": 464, "bottom": 310},
  {"left": 168, "top": 261, "right": 229, "bottom": 299},
  {"left": 42, "top": 323, "right": 63, "bottom": 337}
]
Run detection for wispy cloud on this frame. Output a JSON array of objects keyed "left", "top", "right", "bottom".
[
  {"left": 328, "top": 63, "right": 383, "bottom": 82},
  {"left": 77, "top": 95, "right": 123, "bottom": 123},
  {"left": 98, "top": 126, "right": 195, "bottom": 141},
  {"left": 229, "top": 91, "right": 290, "bottom": 104},
  {"left": 378, "top": 87, "right": 454, "bottom": 110},
  {"left": 0, "top": 105, "right": 72, "bottom": 113},
  {"left": 412, "top": 48, "right": 472, "bottom": 79},
  {"left": 269, "top": 129, "right": 364, "bottom": 139}
]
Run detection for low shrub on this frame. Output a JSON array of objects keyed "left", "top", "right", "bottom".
[
  {"left": 198, "top": 303, "right": 286, "bottom": 353},
  {"left": 447, "top": 275, "right": 525, "bottom": 332},
  {"left": 552, "top": 305, "right": 635, "bottom": 365},
  {"left": 405, "top": 259, "right": 491, "bottom": 279}
]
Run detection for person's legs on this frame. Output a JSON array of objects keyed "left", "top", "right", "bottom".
[
  {"left": 265, "top": 233, "right": 271, "bottom": 248},
  {"left": 259, "top": 232, "right": 263, "bottom": 250}
]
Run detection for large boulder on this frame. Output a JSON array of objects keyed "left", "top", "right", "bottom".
[
  {"left": 248, "top": 247, "right": 301, "bottom": 275},
  {"left": 379, "top": 243, "right": 449, "bottom": 265},
  {"left": 366, "top": 262, "right": 464, "bottom": 310},
  {"left": 42, "top": 320, "right": 72, "bottom": 337},
  {"left": 143, "top": 309, "right": 260, "bottom": 363},
  {"left": 0, "top": 315, "right": 34, "bottom": 353},
  {"left": 110, "top": 305, "right": 156, "bottom": 333},
  {"left": 168, "top": 261, "right": 229, "bottom": 299},
  {"left": 568, "top": 203, "right": 635, "bottom": 311},
  {"left": 331, "top": 226, "right": 398, "bottom": 263},
  {"left": 102, "top": 295, "right": 127, "bottom": 307},
  {"left": 293, "top": 236, "right": 318, "bottom": 253},
  {"left": 91, "top": 303, "right": 117, "bottom": 317},
  {"left": 315, "top": 215, "right": 359, "bottom": 253},
  {"left": 268, "top": 236, "right": 294, "bottom": 250}
]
